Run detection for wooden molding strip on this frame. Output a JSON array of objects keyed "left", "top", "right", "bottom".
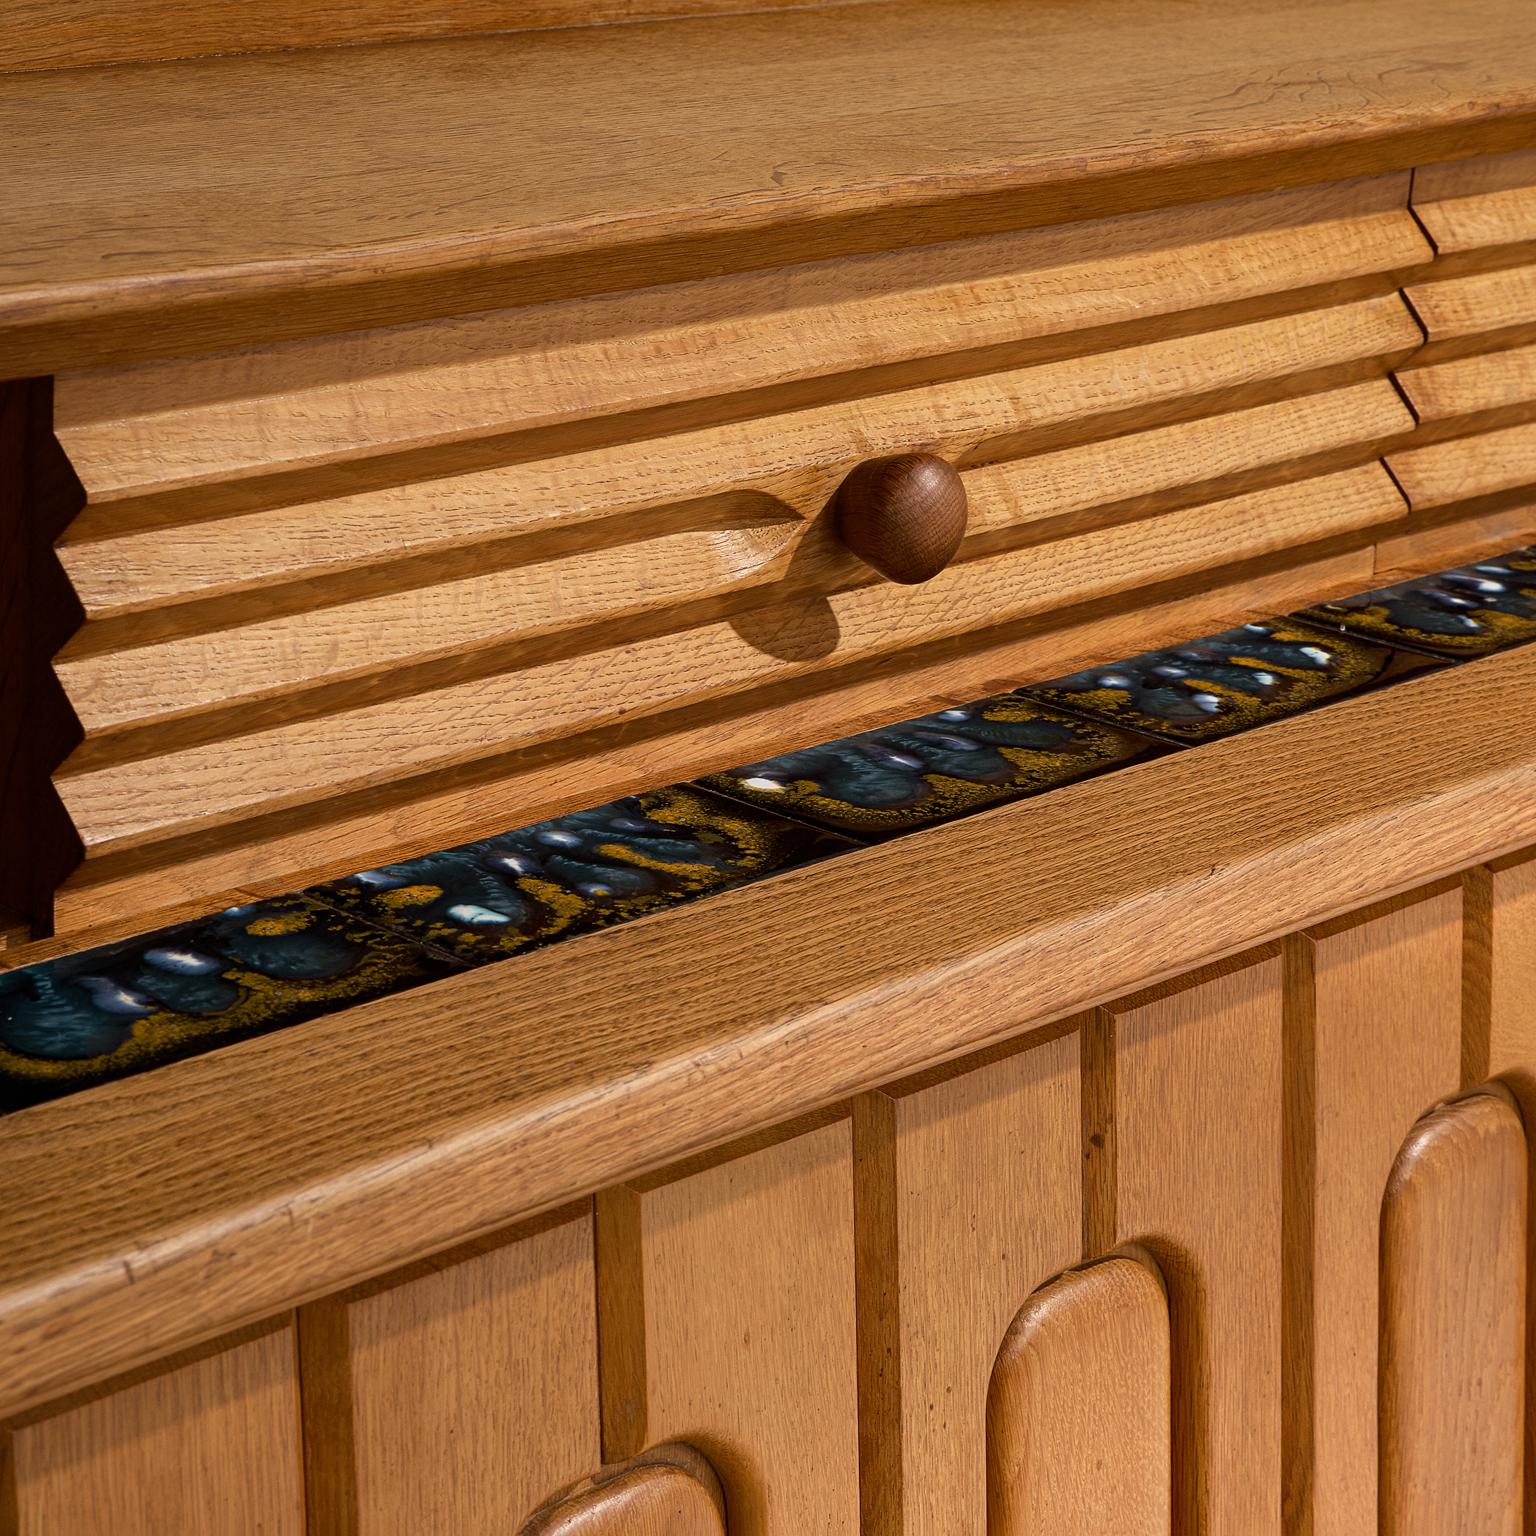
[{"left": 2, "top": 645, "right": 1535, "bottom": 1420}]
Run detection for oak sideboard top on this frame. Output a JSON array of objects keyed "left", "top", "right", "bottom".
[{"left": 3, "top": 0, "right": 1536, "bottom": 372}]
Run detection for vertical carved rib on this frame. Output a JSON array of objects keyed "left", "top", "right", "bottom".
[
  {"left": 1380, "top": 1089, "right": 1526, "bottom": 1536},
  {"left": 0, "top": 376, "right": 84, "bottom": 938}
]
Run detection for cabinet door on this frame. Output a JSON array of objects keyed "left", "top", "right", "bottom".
[
  {"left": 855, "top": 1028, "right": 1080, "bottom": 1535},
  {"left": 3, "top": 1322, "right": 304, "bottom": 1536},
  {"left": 1092, "top": 953, "right": 1283, "bottom": 1536},
  {"left": 597, "top": 1118, "right": 860, "bottom": 1536},
  {"left": 299, "top": 1206, "right": 599, "bottom": 1534}
]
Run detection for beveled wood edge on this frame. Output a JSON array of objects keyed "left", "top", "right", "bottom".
[{"left": 1, "top": 646, "right": 1535, "bottom": 1421}]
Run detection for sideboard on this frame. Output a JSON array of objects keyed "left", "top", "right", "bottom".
[{"left": 3, "top": 1, "right": 1536, "bottom": 1531}]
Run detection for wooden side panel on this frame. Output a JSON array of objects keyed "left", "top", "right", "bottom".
[
  {"left": 1284, "top": 890, "right": 1463, "bottom": 1536},
  {"left": 1104, "top": 954, "right": 1283, "bottom": 1536},
  {"left": 4, "top": 1324, "right": 303, "bottom": 1535},
  {"left": 987, "top": 1256, "right": 1172, "bottom": 1536},
  {"left": 855, "top": 1029, "right": 1080, "bottom": 1535},
  {"left": 1379, "top": 1091, "right": 1527, "bottom": 1536},
  {"left": 598, "top": 1120, "right": 860, "bottom": 1536},
  {"left": 301, "top": 1208, "right": 599, "bottom": 1535}
]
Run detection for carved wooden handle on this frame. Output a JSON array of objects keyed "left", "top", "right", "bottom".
[{"left": 833, "top": 453, "right": 968, "bottom": 584}]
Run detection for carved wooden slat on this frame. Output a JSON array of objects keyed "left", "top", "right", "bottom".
[
  {"left": 988, "top": 1257, "right": 1172, "bottom": 1536},
  {"left": 1379, "top": 1091, "right": 1526, "bottom": 1536}
]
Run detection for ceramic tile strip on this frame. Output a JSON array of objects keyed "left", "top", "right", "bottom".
[
  {"left": 1019, "top": 616, "right": 1443, "bottom": 744},
  {"left": 699, "top": 693, "right": 1168, "bottom": 839},
  {"left": 306, "top": 783, "right": 852, "bottom": 967},
  {"left": 5, "top": 542, "right": 1535, "bottom": 1116},
  {"left": 1296, "top": 547, "right": 1536, "bottom": 657},
  {"left": 0, "top": 895, "right": 460, "bottom": 1113}
]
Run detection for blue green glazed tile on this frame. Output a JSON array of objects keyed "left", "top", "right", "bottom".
[
  {"left": 0, "top": 897, "right": 457, "bottom": 1113},
  {"left": 696, "top": 693, "right": 1165, "bottom": 838},
  {"left": 1296, "top": 547, "right": 1536, "bottom": 658},
  {"left": 309, "top": 782, "right": 850, "bottom": 965},
  {"left": 1020, "top": 616, "right": 1439, "bottom": 743}
]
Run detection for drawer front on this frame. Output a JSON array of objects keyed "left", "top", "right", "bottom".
[{"left": 24, "top": 173, "right": 1428, "bottom": 939}]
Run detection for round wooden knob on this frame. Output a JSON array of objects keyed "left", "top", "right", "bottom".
[{"left": 833, "top": 453, "right": 968, "bottom": 584}]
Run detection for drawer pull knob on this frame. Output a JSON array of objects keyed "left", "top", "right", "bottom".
[{"left": 834, "top": 453, "right": 968, "bottom": 584}]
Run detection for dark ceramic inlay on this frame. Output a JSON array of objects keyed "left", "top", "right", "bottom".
[
  {"left": 699, "top": 693, "right": 1163, "bottom": 837},
  {"left": 0, "top": 896, "right": 455, "bottom": 1112},
  {"left": 1297, "top": 549, "right": 1536, "bottom": 657},
  {"left": 1021, "top": 617, "right": 1438, "bottom": 742},
  {"left": 6, "top": 541, "right": 1533, "bottom": 1118},
  {"left": 309, "top": 783, "right": 849, "bottom": 965}
]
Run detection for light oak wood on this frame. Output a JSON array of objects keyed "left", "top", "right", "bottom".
[
  {"left": 1100, "top": 955, "right": 1283, "bottom": 1535},
  {"left": 57, "top": 295, "right": 1415, "bottom": 618},
  {"left": 50, "top": 178, "right": 1421, "bottom": 513},
  {"left": 3, "top": 0, "right": 1520, "bottom": 375},
  {"left": 1394, "top": 341, "right": 1536, "bottom": 422},
  {"left": 54, "top": 440, "right": 1405, "bottom": 762},
  {"left": 1372, "top": 503, "right": 1536, "bottom": 580},
  {"left": 1388, "top": 420, "right": 1536, "bottom": 512},
  {"left": 4, "top": 645, "right": 1535, "bottom": 1421},
  {"left": 54, "top": 463, "right": 1402, "bottom": 857},
  {"left": 596, "top": 1121, "right": 859, "bottom": 1535},
  {"left": 0, "top": 0, "right": 848, "bottom": 74},
  {"left": 1282, "top": 890, "right": 1463, "bottom": 1536},
  {"left": 1379, "top": 1090, "right": 1527, "bottom": 1536},
  {"left": 987, "top": 1257, "right": 1172, "bottom": 1536},
  {"left": 854, "top": 1029, "right": 1080, "bottom": 1535},
  {"left": 2, "top": 1323, "right": 303, "bottom": 1536},
  {"left": 1412, "top": 148, "right": 1536, "bottom": 254},
  {"left": 1466, "top": 848, "right": 1536, "bottom": 1526},
  {"left": 22, "top": 548, "right": 1371, "bottom": 953},
  {"left": 1405, "top": 265, "right": 1536, "bottom": 348},
  {"left": 520, "top": 1446, "right": 726, "bottom": 1536},
  {"left": 299, "top": 1209, "right": 599, "bottom": 1535}
]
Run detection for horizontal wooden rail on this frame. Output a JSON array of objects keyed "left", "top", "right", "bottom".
[{"left": 1, "top": 646, "right": 1535, "bottom": 1419}]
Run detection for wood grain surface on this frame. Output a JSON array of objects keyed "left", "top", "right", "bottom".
[
  {"left": 20, "top": 548, "right": 1371, "bottom": 954},
  {"left": 1379, "top": 1091, "right": 1526, "bottom": 1536},
  {"left": 1465, "top": 847, "right": 1536, "bottom": 1528},
  {"left": 299, "top": 1209, "right": 599, "bottom": 1534},
  {"left": 520, "top": 1445, "right": 726, "bottom": 1536},
  {"left": 596, "top": 1121, "right": 860, "bottom": 1535},
  {"left": 0, "top": 0, "right": 1529, "bottom": 373},
  {"left": 1099, "top": 955, "right": 1284, "bottom": 1536},
  {"left": 2, "top": 1323, "right": 304, "bottom": 1535},
  {"left": 988, "top": 1257, "right": 1172, "bottom": 1536},
  {"left": 1282, "top": 890, "right": 1463, "bottom": 1536},
  {"left": 0, "top": 0, "right": 855, "bottom": 74},
  {"left": 854, "top": 1030, "right": 1080, "bottom": 1534},
  {"left": 2, "top": 645, "right": 1535, "bottom": 1423}
]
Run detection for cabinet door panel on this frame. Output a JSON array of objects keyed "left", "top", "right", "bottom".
[
  {"left": 5, "top": 1323, "right": 304, "bottom": 1536},
  {"left": 855, "top": 1029, "right": 1080, "bottom": 1534},
  {"left": 1380, "top": 1091, "right": 1526, "bottom": 1536},
  {"left": 301, "top": 1207, "right": 599, "bottom": 1534},
  {"left": 1103, "top": 954, "right": 1283, "bottom": 1536},
  {"left": 598, "top": 1119, "right": 860, "bottom": 1536},
  {"left": 1285, "top": 890, "right": 1463, "bottom": 1536},
  {"left": 988, "top": 1256, "right": 1171, "bottom": 1536}
]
